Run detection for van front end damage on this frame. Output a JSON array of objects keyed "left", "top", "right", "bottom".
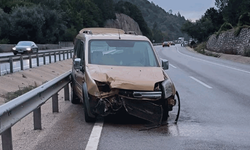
[
  {"left": 89, "top": 79, "right": 178, "bottom": 125},
  {"left": 84, "top": 65, "right": 180, "bottom": 124}
]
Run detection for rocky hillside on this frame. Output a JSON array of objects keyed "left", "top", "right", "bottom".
[
  {"left": 207, "top": 28, "right": 250, "bottom": 56},
  {"left": 113, "top": 0, "right": 188, "bottom": 40},
  {"left": 105, "top": 13, "right": 142, "bottom": 35}
]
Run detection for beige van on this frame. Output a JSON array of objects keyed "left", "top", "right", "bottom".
[{"left": 71, "top": 28, "right": 180, "bottom": 124}]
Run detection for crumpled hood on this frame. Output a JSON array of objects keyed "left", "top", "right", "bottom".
[{"left": 87, "top": 64, "right": 165, "bottom": 91}]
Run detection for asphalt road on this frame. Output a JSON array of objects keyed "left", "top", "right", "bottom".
[{"left": 13, "top": 44, "right": 250, "bottom": 150}]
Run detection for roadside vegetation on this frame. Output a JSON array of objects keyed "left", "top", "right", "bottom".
[
  {"left": 193, "top": 42, "right": 220, "bottom": 58},
  {"left": 0, "top": 0, "right": 188, "bottom": 44},
  {"left": 0, "top": 0, "right": 116, "bottom": 44},
  {"left": 181, "top": 0, "right": 250, "bottom": 43},
  {"left": 2, "top": 82, "right": 38, "bottom": 102}
]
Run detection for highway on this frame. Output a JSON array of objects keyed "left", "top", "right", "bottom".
[{"left": 3, "top": 44, "right": 250, "bottom": 150}]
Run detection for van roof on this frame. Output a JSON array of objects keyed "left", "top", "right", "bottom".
[{"left": 79, "top": 28, "right": 125, "bottom": 34}]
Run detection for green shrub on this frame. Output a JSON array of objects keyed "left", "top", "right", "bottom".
[
  {"left": 194, "top": 42, "right": 220, "bottom": 57},
  {"left": 238, "top": 12, "right": 250, "bottom": 26},
  {"left": 219, "top": 22, "right": 233, "bottom": 32},
  {"left": 61, "top": 26, "right": 77, "bottom": 41},
  {"left": 216, "top": 22, "right": 233, "bottom": 37},
  {"left": 3, "top": 82, "right": 38, "bottom": 102},
  {"left": 0, "top": 38, "right": 9, "bottom": 44},
  {"left": 234, "top": 25, "right": 250, "bottom": 37},
  {"left": 194, "top": 42, "right": 206, "bottom": 54}
]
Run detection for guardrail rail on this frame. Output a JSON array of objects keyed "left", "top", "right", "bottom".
[
  {"left": 0, "top": 49, "right": 73, "bottom": 75},
  {"left": 0, "top": 71, "right": 72, "bottom": 150}
]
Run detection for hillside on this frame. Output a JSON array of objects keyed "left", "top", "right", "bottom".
[
  {"left": 0, "top": 0, "right": 188, "bottom": 44},
  {"left": 113, "top": 0, "right": 189, "bottom": 40}
]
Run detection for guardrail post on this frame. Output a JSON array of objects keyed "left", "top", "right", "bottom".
[
  {"left": 52, "top": 93, "right": 59, "bottom": 112},
  {"left": 49, "top": 52, "right": 51, "bottom": 64},
  {"left": 64, "top": 84, "right": 69, "bottom": 101},
  {"left": 2, "top": 128, "right": 13, "bottom": 150},
  {"left": 9, "top": 57, "right": 13, "bottom": 74},
  {"left": 36, "top": 53, "right": 39, "bottom": 67},
  {"left": 70, "top": 50, "right": 73, "bottom": 58},
  {"left": 59, "top": 51, "right": 61, "bottom": 61},
  {"left": 33, "top": 107, "right": 42, "bottom": 130},
  {"left": 63, "top": 51, "right": 65, "bottom": 60},
  {"left": 67, "top": 50, "right": 69, "bottom": 59},
  {"left": 54, "top": 52, "right": 56, "bottom": 62},
  {"left": 20, "top": 55, "right": 24, "bottom": 70},
  {"left": 29, "top": 54, "right": 32, "bottom": 68},
  {"left": 43, "top": 53, "right": 46, "bottom": 65}
]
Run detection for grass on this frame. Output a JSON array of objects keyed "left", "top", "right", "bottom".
[
  {"left": 194, "top": 42, "right": 220, "bottom": 58},
  {"left": 234, "top": 25, "right": 250, "bottom": 37},
  {"left": 2, "top": 82, "right": 39, "bottom": 103}
]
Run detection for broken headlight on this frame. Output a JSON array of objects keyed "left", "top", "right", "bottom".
[
  {"left": 95, "top": 81, "right": 111, "bottom": 92},
  {"left": 161, "top": 79, "right": 173, "bottom": 98}
]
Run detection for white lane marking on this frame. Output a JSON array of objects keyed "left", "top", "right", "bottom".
[
  {"left": 176, "top": 47, "right": 250, "bottom": 74},
  {"left": 190, "top": 76, "right": 212, "bottom": 89},
  {"left": 85, "top": 121, "right": 104, "bottom": 150},
  {"left": 170, "top": 64, "right": 177, "bottom": 68}
]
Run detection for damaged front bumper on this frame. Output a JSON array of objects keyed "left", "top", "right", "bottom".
[
  {"left": 92, "top": 89, "right": 176, "bottom": 125},
  {"left": 123, "top": 98, "right": 163, "bottom": 125}
]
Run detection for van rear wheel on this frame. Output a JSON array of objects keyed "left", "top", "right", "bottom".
[{"left": 71, "top": 87, "right": 80, "bottom": 104}]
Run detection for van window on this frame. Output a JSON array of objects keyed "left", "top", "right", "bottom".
[
  {"left": 89, "top": 40, "right": 159, "bottom": 67},
  {"left": 74, "top": 39, "right": 85, "bottom": 65}
]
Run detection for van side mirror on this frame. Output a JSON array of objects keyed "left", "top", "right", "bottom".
[
  {"left": 161, "top": 59, "right": 169, "bottom": 70},
  {"left": 74, "top": 58, "right": 81, "bottom": 70}
]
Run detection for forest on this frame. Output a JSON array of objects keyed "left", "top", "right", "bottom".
[
  {"left": 0, "top": 0, "right": 188, "bottom": 44},
  {"left": 113, "top": 0, "right": 188, "bottom": 42},
  {"left": 181, "top": 0, "right": 250, "bottom": 43}
]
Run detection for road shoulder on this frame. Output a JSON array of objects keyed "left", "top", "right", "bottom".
[{"left": 185, "top": 46, "right": 250, "bottom": 65}]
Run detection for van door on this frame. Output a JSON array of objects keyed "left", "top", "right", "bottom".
[{"left": 73, "top": 39, "right": 85, "bottom": 101}]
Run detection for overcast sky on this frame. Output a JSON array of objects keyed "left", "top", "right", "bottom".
[{"left": 150, "top": 0, "right": 216, "bottom": 21}]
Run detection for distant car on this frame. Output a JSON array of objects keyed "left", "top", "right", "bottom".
[
  {"left": 12, "top": 41, "right": 38, "bottom": 55},
  {"left": 162, "top": 41, "right": 170, "bottom": 47}
]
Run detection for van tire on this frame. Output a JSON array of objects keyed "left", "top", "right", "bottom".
[
  {"left": 71, "top": 86, "right": 80, "bottom": 104},
  {"left": 82, "top": 83, "right": 96, "bottom": 122}
]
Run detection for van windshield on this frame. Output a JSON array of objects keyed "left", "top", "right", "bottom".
[{"left": 89, "top": 40, "right": 159, "bottom": 67}]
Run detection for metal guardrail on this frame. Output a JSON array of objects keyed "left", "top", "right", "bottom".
[
  {"left": 0, "top": 70, "right": 72, "bottom": 150},
  {"left": 0, "top": 49, "right": 73, "bottom": 75}
]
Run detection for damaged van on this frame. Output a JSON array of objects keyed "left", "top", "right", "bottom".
[{"left": 71, "top": 28, "right": 180, "bottom": 125}]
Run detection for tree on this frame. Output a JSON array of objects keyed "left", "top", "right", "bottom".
[
  {"left": 0, "top": 8, "right": 10, "bottom": 43},
  {"left": 219, "top": 0, "right": 250, "bottom": 26},
  {"left": 238, "top": 12, "right": 250, "bottom": 26},
  {"left": 151, "top": 22, "right": 164, "bottom": 42},
  {"left": 204, "top": 7, "right": 223, "bottom": 30},
  {"left": 181, "top": 20, "right": 197, "bottom": 39},
  {"left": 0, "top": 0, "right": 34, "bottom": 13},
  {"left": 9, "top": 6, "right": 45, "bottom": 43},
  {"left": 215, "top": 0, "right": 229, "bottom": 11},
  {"left": 9, "top": 5, "right": 66, "bottom": 43},
  {"left": 40, "top": 6, "right": 66, "bottom": 43},
  {"left": 93, "top": 0, "right": 116, "bottom": 21}
]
